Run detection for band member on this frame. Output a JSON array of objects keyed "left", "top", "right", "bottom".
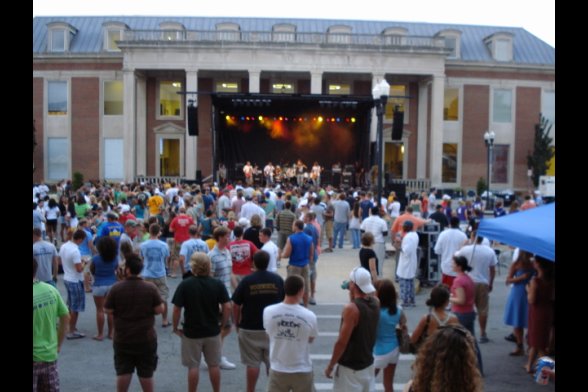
[
  {"left": 264, "top": 162, "right": 275, "bottom": 187},
  {"left": 286, "top": 163, "right": 296, "bottom": 185},
  {"left": 296, "top": 159, "right": 307, "bottom": 186},
  {"left": 311, "top": 162, "right": 322, "bottom": 187},
  {"left": 274, "top": 165, "right": 283, "bottom": 184},
  {"left": 243, "top": 161, "right": 253, "bottom": 186},
  {"left": 218, "top": 163, "right": 227, "bottom": 186}
]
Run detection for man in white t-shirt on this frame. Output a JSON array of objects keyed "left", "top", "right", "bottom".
[
  {"left": 259, "top": 228, "right": 279, "bottom": 272},
  {"left": 263, "top": 275, "right": 318, "bottom": 391},
  {"left": 60, "top": 229, "right": 87, "bottom": 339},
  {"left": 455, "top": 235, "right": 497, "bottom": 343},
  {"left": 434, "top": 217, "right": 468, "bottom": 287}
]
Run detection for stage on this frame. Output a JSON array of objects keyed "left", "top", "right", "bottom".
[{"left": 211, "top": 93, "right": 374, "bottom": 184}]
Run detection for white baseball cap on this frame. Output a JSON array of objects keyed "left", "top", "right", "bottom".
[{"left": 349, "top": 267, "right": 375, "bottom": 294}]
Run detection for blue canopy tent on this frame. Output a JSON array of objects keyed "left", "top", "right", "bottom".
[{"left": 477, "top": 203, "right": 555, "bottom": 261}]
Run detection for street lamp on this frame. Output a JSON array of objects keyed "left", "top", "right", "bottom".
[
  {"left": 372, "top": 79, "right": 389, "bottom": 210},
  {"left": 483, "top": 130, "right": 495, "bottom": 211}
]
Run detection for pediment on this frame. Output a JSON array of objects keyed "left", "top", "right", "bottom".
[{"left": 153, "top": 122, "right": 185, "bottom": 134}]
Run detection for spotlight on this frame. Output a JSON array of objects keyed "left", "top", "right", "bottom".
[
  {"left": 225, "top": 115, "right": 230, "bottom": 121},
  {"left": 351, "top": 117, "right": 356, "bottom": 123},
  {"left": 318, "top": 116, "right": 323, "bottom": 122},
  {"left": 258, "top": 115, "right": 263, "bottom": 121}
]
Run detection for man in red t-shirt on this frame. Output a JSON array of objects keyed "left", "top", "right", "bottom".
[
  {"left": 169, "top": 207, "right": 194, "bottom": 277},
  {"left": 229, "top": 225, "right": 258, "bottom": 290}
]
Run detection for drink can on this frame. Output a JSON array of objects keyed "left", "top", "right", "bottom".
[{"left": 534, "top": 356, "right": 555, "bottom": 385}]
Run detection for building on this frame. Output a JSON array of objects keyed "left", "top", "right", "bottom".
[{"left": 33, "top": 16, "right": 555, "bottom": 191}]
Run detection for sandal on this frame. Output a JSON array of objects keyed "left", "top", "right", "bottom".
[{"left": 509, "top": 346, "right": 524, "bottom": 356}]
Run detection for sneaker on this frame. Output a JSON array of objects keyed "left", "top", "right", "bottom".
[
  {"left": 479, "top": 335, "right": 489, "bottom": 344},
  {"left": 309, "top": 297, "right": 317, "bottom": 305},
  {"left": 219, "top": 356, "right": 236, "bottom": 370},
  {"left": 504, "top": 333, "right": 516, "bottom": 342}
]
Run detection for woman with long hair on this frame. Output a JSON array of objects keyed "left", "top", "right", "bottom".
[
  {"left": 503, "top": 249, "right": 534, "bottom": 356},
  {"left": 525, "top": 255, "right": 555, "bottom": 373},
  {"left": 374, "top": 279, "right": 407, "bottom": 392},
  {"left": 403, "top": 325, "right": 483, "bottom": 392},
  {"left": 91, "top": 236, "right": 119, "bottom": 340},
  {"left": 349, "top": 201, "right": 362, "bottom": 249},
  {"left": 410, "top": 285, "right": 459, "bottom": 351}
]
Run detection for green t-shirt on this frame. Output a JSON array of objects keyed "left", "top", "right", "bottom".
[{"left": 33, "top": 282, "right": 69, "bottom": 362}]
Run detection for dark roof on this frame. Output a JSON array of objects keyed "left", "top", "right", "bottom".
[{"left": 33, "top": 16, "right": 554, "bottom": 65}]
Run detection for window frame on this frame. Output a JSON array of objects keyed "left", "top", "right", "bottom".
[
  {"left": 47, "top": 80, "right": 68, "bottom": 116},
  {"left": 442, "top": 143, "right": 459, "bottom": 184},
  {"left": 385, "top": 84, "right": 409, "bottom": 124},
  {"left": 443, "top": 88, "right": 460, "bottom": 122},
  {"left": 215, "top": 80, "right": 241, "bottom": 93},
  {"left": 103, "top": 80, "right": 124, "bottom": 116},
  {"left": 156, "top": 80, "right": 184, "bottom": 120},
  {"left": 492, "top": 88, "right": 513, "bottom": 124}
]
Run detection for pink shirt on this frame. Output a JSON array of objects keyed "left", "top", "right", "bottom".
[{"left": 451, "top": 273, "right": 475, "bottom": 313}]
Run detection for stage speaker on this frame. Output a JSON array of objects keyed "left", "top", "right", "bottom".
[
  {"left": 187, "top": 105, "right": 198, "bottom": 136},
  {"left": 386, "top": 183, "right": 407, "bottom": 208},
  {"left": 195, "top": 170, "right": 202, "bottom": 185},
  {"left": 392, "top": 111, "right": 404, "bottom": 140}
]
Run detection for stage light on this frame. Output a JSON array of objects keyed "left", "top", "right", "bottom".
[
  {"left": 318, "top": 116, "right": 323, "bottom": 122},
  {"left": 240, "top": 116, "right": 245, "bottom": 121},
  {"left": 279, "top": 117, "right": 283, "bottom": 121},
  {"left": 331, "top": 117, "right": 335, "bottom": 122},
  {"left": 258, "top": 115, "right": 263, "bottom": 121},
  {"left": 336, "top": 118, "right": 341, "bottom": 122},
  {"left": 225, "top": 115, "right": 230, "bottom": 121},
  {"left": 351, "top": 117, "right": 356, "bottom": 123}
]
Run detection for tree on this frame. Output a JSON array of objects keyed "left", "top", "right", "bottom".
[{"left": 527, "top": 115, "right": 554, "bottom": 187}]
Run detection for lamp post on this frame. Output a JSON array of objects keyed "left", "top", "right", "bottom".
[
  {"left": 483, "top": 130, "right": 495, "bottom": 211},
  {"left": 372, "top": 79, "right": 389, "bottom": 210}
]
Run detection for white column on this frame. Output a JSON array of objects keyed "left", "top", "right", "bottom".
[
  {"left": 310, "top": 71, "right": 322, "bottom": 94},
  {"left": 185, "top": 70, "right": 198, "bottom": 180},
  {"left": 249, "top": 70, "right": 260, "bottom": 93},
  {"left": 135, "top": 75, "right": 147, "bottom": 177},
  {"left": 123, "top": 69, "right": 136, "bottom": 182},
  {"left": 429, "top": 75, "right": 445, "bottom": 187},
  {"left": 416, "top": 80, "right": 430, "bottom": 178}
]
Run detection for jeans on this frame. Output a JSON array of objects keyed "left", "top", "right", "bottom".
[
  {"left": 333, "top": 222, "right": 347, "bottom": 248},
  {"left": 455, "top": 311, "right": 484, "bottom": 376},
  {"left": 350, "top": 228, "right": 361, "bottom": 249}
]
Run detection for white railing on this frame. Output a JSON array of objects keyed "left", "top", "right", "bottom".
[
  {"left": 390, "top": 178, "right": 431, "bottom": 195},
  {"left": 121, "top": 30, "right": 446, "bottom": 51}
]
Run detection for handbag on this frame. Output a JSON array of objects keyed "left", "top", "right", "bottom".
[
  {"left": 396, "top": 325, "right": 411, "bottom": 354},
  {"left": 409, "top": 314, "right": 430, "bottom": 354}
]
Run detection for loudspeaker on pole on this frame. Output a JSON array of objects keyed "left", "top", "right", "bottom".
[
  {"left": 392, "top": 110, "right": 404, "bottom": 140},
  {"left": 187, "top": 105, "right": 198, "bottom": 136}
]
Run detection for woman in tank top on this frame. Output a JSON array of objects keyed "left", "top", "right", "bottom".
[{"left": 410, "top": 285, "right": 458, "bottom": 351}]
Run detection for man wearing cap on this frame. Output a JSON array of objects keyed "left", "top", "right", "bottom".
[
  {"left": 325, "top": 267, "right": 380, "bottom": 390},
  {"left": 397, "top": 220, "right": 419, "bottom": 307}
]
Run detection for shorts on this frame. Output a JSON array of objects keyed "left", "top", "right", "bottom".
[
  {"left": 332, "top": 363, "right": 375, "bottom": 392},
  {"left": 64, "top": 280, "right": 85, "bottom": 312},
  {"left": 324, "top": 221, "right": 334, "bottom": 239},
  {"left": 373, "top": 347, "right": 400, "bottom": 369},
  {"left": 33, "top": 360, "right": 59, "bottom": 392},
  {"left": 278, "top": 232, "right": 290, "bottom": 250},
  {"left": 474, "top": 283, "right": 490, "bottom": 316},
  {"left": 309, "top": 262, "right": 317, "bottom": 282},
  {"left": 268, "top": 369, "right": 315, "bottom": 392},
  {"left": 46, "top": 219, "right": 58, "bottom": 232},
  {"left": 144, "top": 277, "right": 169, "bottom": 301},
  {"left": 181, "top": 334, "right": 221, "bottom": 368},
  {"left": 287, "top": 265, "right": 310, "bottom": 297},
  {"left": 238, "top": 329, "right": 269, "bottom": 368},
  {"left": 114, "top": 341, "right": 158, "bottom": 378},
  {"left": 92, "top": 284, "right": 113, "bottom": 297}
]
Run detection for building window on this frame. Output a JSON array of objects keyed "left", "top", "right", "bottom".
[
  {"left": 542, "top": 90, "right": 555, "bottom": 126},
  {"left": 104, "top": 138, "right": 124, "bottom": 179},
  {"left": 50, "top": 29, "right": 65, "bottom": 52},
  {"left": 107, "top": 30, "right": 122, "bottom": 51},
  {"left": 444, "top": 88, "right": 459, "bottom": 121},
  {"left": 442, "top": 143, "right": 458, "bottom": 183},
  {"left": 328, "top": 83, "right": 350, "bottom": 95},
  {"left": 47, "top": 138, "right": 69, "bottom": 180},
  {"left": 104, "top": 81, "right": 123, "bottom": 115},
  {"left": 272, "top": 24, "right": 296, "bottom": 42},
  {"left": 484, "top": 32, "right": 513, "bottom": 62},
  {"left": 159, "top": 81, "right": 182, "bottom": 117},
  {"left": 385, "top": 85, "right": 407, "bottom": 123},
  {"left": 493, "top": 89, "right": 512, "bottom": 123},
  {"left": 495, "top": 39, "right": 511, "bottom": 61},
  {"left": 382, "top": 27, "right": 407, "bottom": 45},
  {"left": 445, "top": 37, "right": 457, "bottom": 58},
  {"left": 327, "top": 25, "right": 352, "bottom": 44},
  {"left": 492, "top": 144, "right": 509, "bottom": 183},
  {"left": 216, "top": 23, "right": 240, "bottom": 41},
  {"left": 215, "top": 81, "right": 240, "bottom": 93},
  {"left": 48, "top": 81, "right": 67, "bottom": 115},
  {"left": 272, "top": 83, "right": 295, "bottom": 94}
]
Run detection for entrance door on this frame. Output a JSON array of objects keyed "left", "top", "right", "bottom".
[
  {"left": 159, "top": 138, "right": 180, "bottom": 176},
  {"left": 385, "top": 142, "right": 404, "bottom": 179}
]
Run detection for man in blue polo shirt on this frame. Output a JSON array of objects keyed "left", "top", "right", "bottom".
[{"left": 280, "top": 220, "right": 313, "bottom": 307}]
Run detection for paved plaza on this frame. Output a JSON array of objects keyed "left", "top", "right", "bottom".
[{"left": 55, "top": 239, "right": 555, "bottom": 391}]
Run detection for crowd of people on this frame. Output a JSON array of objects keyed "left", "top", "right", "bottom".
[{"left": 33, "top": 177, "right": 554, "bottom": 391}]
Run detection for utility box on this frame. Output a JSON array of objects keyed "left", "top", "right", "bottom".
[{"left": 539, "top": 176, "right": 555, "bottom": 198}]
